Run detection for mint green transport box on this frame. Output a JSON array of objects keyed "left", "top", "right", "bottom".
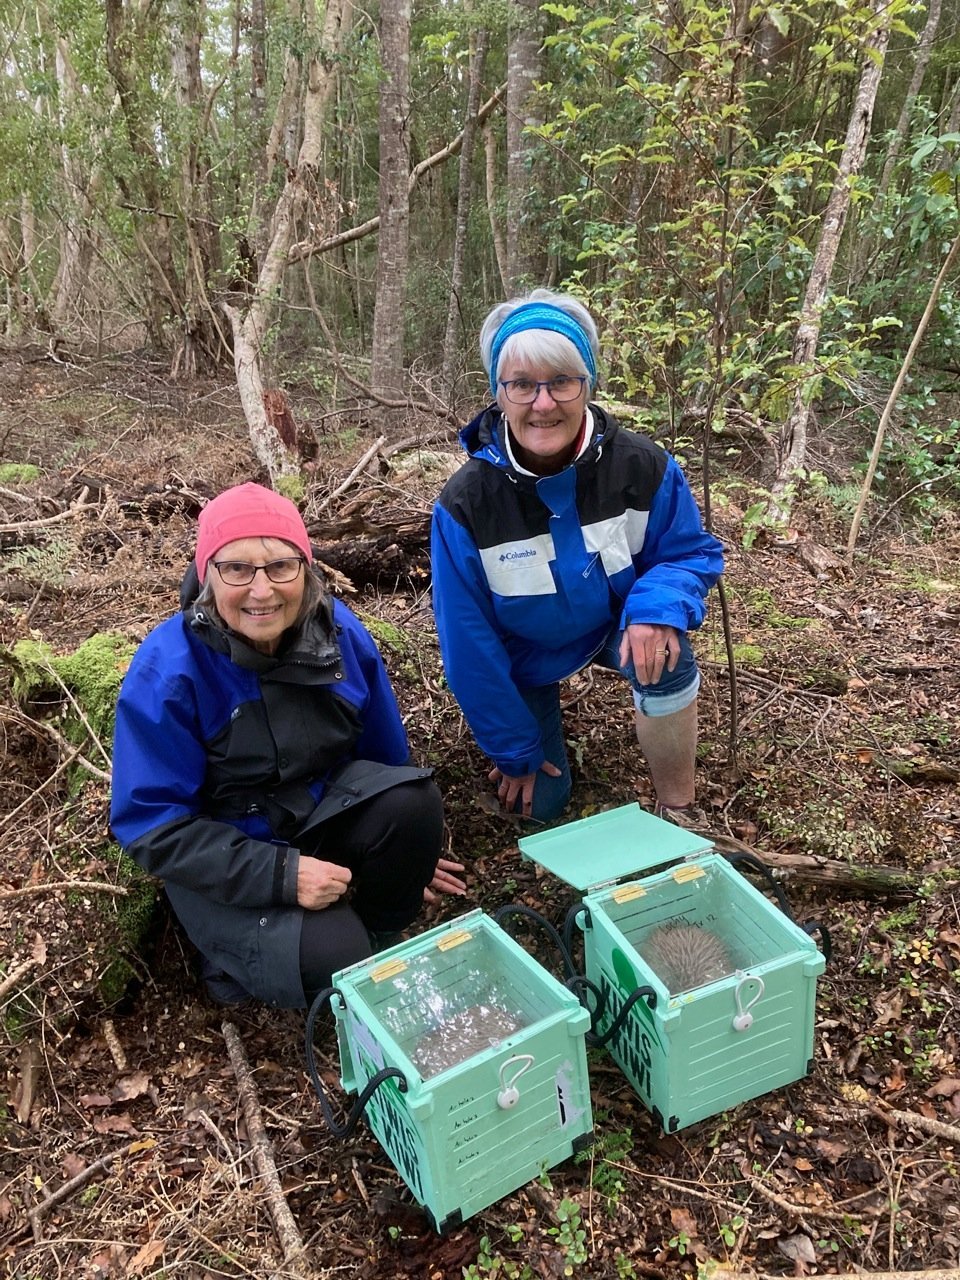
[
  {"left": 330, "top": 909, "right": 594, "bottom": 1231},
  {"left": 519, "top": 804, "right": 826, "bottom": 1134}
]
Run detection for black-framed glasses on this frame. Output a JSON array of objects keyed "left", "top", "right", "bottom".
[
  {"left": 499, "top": 375, "right": 587, "bottom": 405},
  {"left": 212, "top": 557, "right": 306, "bottom": 586}
]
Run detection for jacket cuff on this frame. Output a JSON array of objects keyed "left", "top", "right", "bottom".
[{"left": 276, "top": 847, "right": 300, "bottom": 906}]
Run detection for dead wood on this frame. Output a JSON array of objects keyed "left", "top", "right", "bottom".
[
  {"left": 26, "top": 1138, "right": 149, "bottom": 1242},
  {"left": 221, "top": 1019, "right": 305, "bottom": 1267},
  {"left": 704, "top": 830, "right": 919, "bottom": 897},
  {"left": 313, "top": 534, "right": 429, "bottom": 589},
  {"left": 0, "top": 879, "right": 130, "bottom": 902},
  {"left": 869, "top": 1104, "right": 960, "bottom": 1146},
  {"left": 712, "top": 1271, "right": 960, "bottom": 1280}
]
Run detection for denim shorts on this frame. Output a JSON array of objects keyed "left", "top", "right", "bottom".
[
  {"left": 592, "top": 624, "right": 700, "bottom": 717},
  {"left": 517, "top": 624, "right": 701, "bottom": 822}
]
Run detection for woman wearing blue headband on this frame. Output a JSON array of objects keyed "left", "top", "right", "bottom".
[{"left": 431, "top": 288, "right": 724, "bottom": 826}]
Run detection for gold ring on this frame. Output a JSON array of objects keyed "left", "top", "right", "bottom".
[{"left": 656, "top": 649, "right": 669, "bottom": 656}]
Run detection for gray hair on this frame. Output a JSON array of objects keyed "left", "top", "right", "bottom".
[{"left": 479, "top": 288, "right": 599, "bottom": 393}]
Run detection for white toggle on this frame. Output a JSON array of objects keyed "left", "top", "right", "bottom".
[
  {"left": 497, "top": 1054, "right": 535, "bottom": 1109},
  {"left": 732, "top": 971, "right": 765, "bottom": 1032}
]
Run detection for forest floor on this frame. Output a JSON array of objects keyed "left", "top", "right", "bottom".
[{"left": 0, "top": 349, "right": 959, "bottom": 1280}]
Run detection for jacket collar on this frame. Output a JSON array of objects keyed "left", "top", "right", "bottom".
[{"left": 460, "top": 401, "right": 617, "bottom": 478}]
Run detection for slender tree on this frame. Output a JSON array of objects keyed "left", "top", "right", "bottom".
[
  {"left": 772, "top": 0, "right": 897, "bottom": 516},
  {"left": 371, "top": 0, "right": 411, "bottom": 401}
]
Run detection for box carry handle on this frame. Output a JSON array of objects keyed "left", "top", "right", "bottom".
[
  {"left": 569, "top": 975, "right": 658, "bottom": 1049},
  {"left": 305, "top": 987, "right": 409, "bottom": 1139},
  {"left": 492, "top": 903, "right": 579, "bottom": 980},
  {"left": 800, "top": 919, "right": 832, "bottom": 963},
  {"left": 720, "top": 849, "right": 796, "bottom": 918}
]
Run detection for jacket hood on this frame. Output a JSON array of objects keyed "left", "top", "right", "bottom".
[{"left": 458, "top": 401, "right": 617, "bottom": 472}]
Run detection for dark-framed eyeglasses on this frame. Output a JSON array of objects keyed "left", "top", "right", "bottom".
[
  {"left": 212, "top": 557, "right": 306, "bottom": 586},
  {"left": 499, "top": 375, "right": 587, "bottom": 405}
]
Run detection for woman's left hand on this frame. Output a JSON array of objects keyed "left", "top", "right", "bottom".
[
  {"left": 619, "top": 623, "right": 681, "bottom": 686},
  {"left": 423, "top": 857, "right": 468, "bottom": 904}
]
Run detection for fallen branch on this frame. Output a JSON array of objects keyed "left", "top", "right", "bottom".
[
  {"left": 747, "top": 1173, "right": 876, "bottom": 1223},
  {"left": 0, "top": 935, "right": 47, "bottom": 1002},
  {"left": 705, "top": 830, "right": 917, "bottom": 897},
  {"left": 712, "top": 1271, "right": 960, "bottom": 1280},
  {"left": 222, "top": 1019, "right": 305, "bottom": 1267},
  {"left": 0, "top": 489, "right": 97, "bottom": 534},
  {"left": 0, "top": 880, "right": 130, "bottom": 903},
  {"left": 317, "top": 434, "right": 387, "bottom": 511},
  {"left": 26, "top": 1137, "right": 151, "bottom": 1242},
  {"left": 869, "top": 1104, "right": 960, "bottom": 1146}
]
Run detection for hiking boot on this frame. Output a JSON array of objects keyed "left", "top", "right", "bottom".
[{"left": 655, "top": 802, "right": 710, "bottom": 832}]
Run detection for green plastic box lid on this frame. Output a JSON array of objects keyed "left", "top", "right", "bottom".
[{"left": 518, "top": 802, "right": 714, "bottom": 893}]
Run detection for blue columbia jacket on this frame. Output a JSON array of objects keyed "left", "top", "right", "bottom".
[{"left": 430, "top": 404, "right": 724, "bottom": 779}]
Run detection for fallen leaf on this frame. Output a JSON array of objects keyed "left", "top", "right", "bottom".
[
  {"left": 61, "top": 1153, "right": 87, "bottom": 1179},
  {"left": 93, "top": 1112, "right": 137, "bottom": 1135},
  {"left": 884, "top": 1061, "right": 907, "bottom": 1094},
  {"left": 669, "top": 1206, "right": 699, "bottom": 1238},
  {"left": 128, "top": 1238, "right": 165, "bottom": 1275},
  {"left": 111, "top": 1072, "right": 151, "bottom": 1103},
  {"left": 777, "top": 1232, "right": 816, "bottom": 1267},
  {"left": 815, "top": 1138, "right": 847, "bottom": 1163},
  {"left": 15, "top": 1039, "right": 42, "bottom": 1125},
  {"left": 79, "top": 1093, "right": 113, "bottom": 1109},
  {"left": 793, "top": 1157, "right": 814, "bottom": 1172},
  {"left": 31, "top": 933, "right": 47, "bottom": 966},
  {"left": 926, "top": 1077, "right": 960, "bottom": 1099}
]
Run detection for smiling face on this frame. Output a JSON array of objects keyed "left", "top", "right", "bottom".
[
  {"left": 497, "top": 359, "right": 589, "bottom": 476},
  {"left": 208, "top": 536, "right": 306, "bottom": 654}
]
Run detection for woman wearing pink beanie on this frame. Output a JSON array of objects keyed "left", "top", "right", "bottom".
[{"left": 111, "top": 482, "right": 465, "bottom": 1007}]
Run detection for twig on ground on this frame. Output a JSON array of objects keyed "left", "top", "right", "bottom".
[
  {"left": 0, "top": 880, "right": 129, "bottom": 902},
  {"left": 0, "top": 935, "right": 47, "bottom": 1002},
  {"left": 26, "top": 1138, "right": 150, "bottom": 1242},
  {"left": 747, "top": 1173, "right": 877, "bottom": 1223},
  {"left": 869, "top": 1104, "right": 960, "bottom": 1146},
  {"left": 101, "top": 1019, "right": 128, "bottom": 1072},
  {"left": 222, "top": 1019, "right": 305, "bottom": 1267}
]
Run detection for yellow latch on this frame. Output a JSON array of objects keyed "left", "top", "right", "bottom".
[
  {"left": 370, "top": 958, "right": 408, "bottom": 982},
  {"left": 437, "top": 929, "right": 473, "bottom": 951},
  {"left": 673, "top": 864, "right": 706, "bottom": 884},
  {"left": 612, "top": 884, "right": 647, "bottom": 904}
]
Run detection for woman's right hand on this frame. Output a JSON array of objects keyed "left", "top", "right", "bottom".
[
  {"left": 296, "top": 857, "right": 352, "bottom": 910},
  {"left": 487, "top": 761, "right": 562, "bottom": 818}
]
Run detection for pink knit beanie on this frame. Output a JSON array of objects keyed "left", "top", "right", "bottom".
[{"left": 195, "top": 483, "right": 312, "bottom": 582}]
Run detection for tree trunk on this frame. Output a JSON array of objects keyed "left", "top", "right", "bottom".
[
  {"left": 506, "top": 0, "right": 543, "bottom": 291},
  {"left": 49, "top": 39, "right": 99, "bottom": 335},
  {"left": 224, "top": 0, "right": 351, "bottom": 481},
  {"left": 371, "top": 0, "right": 411, "bottom": 401},
  {"left": 772, "top": 0, "right": 893, "bottom": 518},
  {"left": 442, "top": 28, "right": 488, "bottom": 398},
  {"left": 484, "top": 122, "right": 509, "bottom": 295},
  {"left": 878, "top": 0, "right": 942, "bottom": 197}
]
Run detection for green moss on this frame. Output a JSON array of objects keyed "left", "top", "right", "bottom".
[
  {"left": 745, "top": 587, "right": 815, "bottom": 629},
  {"left": 0, "top": 463, "right": 39, "bottom": 484},
  {"left": 98, "top": 852, "right": 159, "bottom": 1006},
  {"left": 275, "top": 473, "right": 306, "bottom": 502},
  {"left": 732, "top": 644, "right": 764, "bottom": 665},
  {"left": 11, "top": 632, "right": 135, "bottom": 742},
  {"left": 360, "top": 614, "right": 411, "bottom": 655}
]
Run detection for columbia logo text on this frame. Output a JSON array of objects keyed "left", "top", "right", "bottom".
[{"left": 499, "top": 549, "right": 537, "bottom": 563}]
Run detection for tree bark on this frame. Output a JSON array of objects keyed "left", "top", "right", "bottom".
[
  {"left": 878, "top": 0, "right": 942, "bottom": 197},
  {"left": 484, "top": 122, "right": 509, "bottom": 295},
  {"left": 442, "top": 28, "right": 488, "bottom": 398},
  {"left": 224, "top": 0, "right": 351, "bottom": 481},
  {"left": 772, "top": 0, "right": 893, "bottom": 518},
  {"left": 371, "top": 0, "right": 412, "bottom": 401},
  {"left": 506, "top": 0, "right": 543, "bottom": 291}
]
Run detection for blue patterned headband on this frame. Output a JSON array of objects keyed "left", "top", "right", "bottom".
[{"left": 488, "top": 302, "right": 596, "bottom": 396}]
